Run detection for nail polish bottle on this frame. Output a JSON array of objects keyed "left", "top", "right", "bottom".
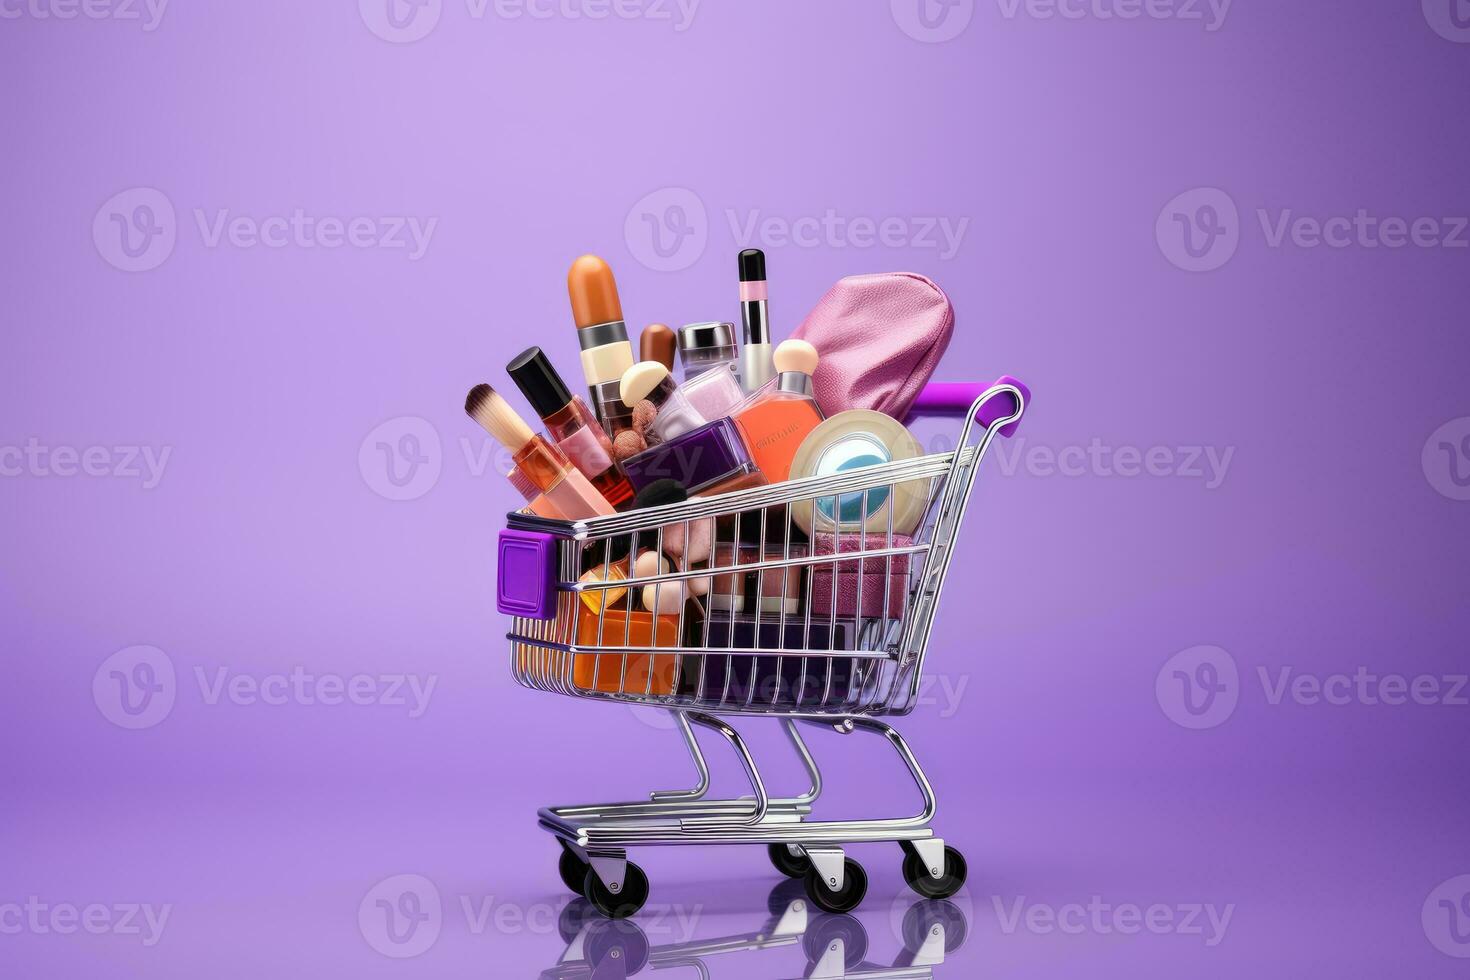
[
  {"left": 508, "top": 465, "right": 567, "bottom": 519},
  {"left": 507, "top": 347, "right": 635, "bottom": 510},
  {"left": 620, "top": 417, "right": 767, "bottom": 498},
  {"left": 465, "top": 384, "right": 616, "bottom": 521},
  {"left": 620, "top": 361, "right": 706, "bottom": 444},
  {"left": 730, "top": 340, "right": 826, "bottom": 483},
  {"left": 678, "top": 322, "right": 748, "bottom": 421}
]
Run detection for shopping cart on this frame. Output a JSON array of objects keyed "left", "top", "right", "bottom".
[{"left": 496, "top": 378, "right": 1028, "bottom": 918}]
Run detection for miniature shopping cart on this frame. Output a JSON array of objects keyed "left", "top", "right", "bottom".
[{"left": 496, "top": 379, "right": 1028, "bottom": 918}]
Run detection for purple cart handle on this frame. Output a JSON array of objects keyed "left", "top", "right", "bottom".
[
  {"left": 908, "top": 376, "right": 1029, "bottom": 437},
  {"left": 496, "top": 529, "right": 559, "bottom": 619}
]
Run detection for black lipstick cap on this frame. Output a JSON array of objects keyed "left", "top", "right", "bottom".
[
  {"left": 506, "top": 346, "right": 573, "bottom": 420},
  {"left": 737, "top": 248, "right": 766, "bottom": 283}
]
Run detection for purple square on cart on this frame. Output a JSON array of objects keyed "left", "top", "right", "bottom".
[{"left": 496, "top": 529, "right": 558, "bottom": 619}]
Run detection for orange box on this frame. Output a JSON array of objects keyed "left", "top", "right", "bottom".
[{"left": 573, "top": 606, "right": 680, "bottom": 695}]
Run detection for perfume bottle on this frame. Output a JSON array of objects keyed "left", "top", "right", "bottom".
[
  {"left": 506, "top": 347, "right": 635, "bottom": 510},
  {"left": 620, "top": 361, "right": 706, "bottom": 444},
  {"left": 731, "top": 340, "right": 826, "bottom": 484},
  {"left": 678, "top": 322, "right": 747, "bottom": 421}
]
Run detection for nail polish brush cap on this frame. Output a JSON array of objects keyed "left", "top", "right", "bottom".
[
  {"left": 506, "top": 346, "right": 574, "bottom": 420},
  {"left": 738, "top": 248, "right": 766, "bottom": 282}
]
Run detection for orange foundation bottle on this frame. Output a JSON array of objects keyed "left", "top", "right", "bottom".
[
  {"left": 573, "top": 605, "right": 680, "bottom": 695},
  {"left": 731, "top": 340, "right": 825, "bottom": 483}
]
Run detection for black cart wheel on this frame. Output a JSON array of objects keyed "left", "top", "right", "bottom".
[
  {"left": 902, "top": 845, "right": 967, "bottom": 900},
  {"left": 802, "top": 857, "right": 868, "bottom": 914},
  {"left": 559, "top": 848, "right": 591, "bottom": 894},
  {"left": 768, "top": 843, "right": 812, "bottom": 878},
  {"left": 583, "top": 861, "right": 650, "bottom": 919}
]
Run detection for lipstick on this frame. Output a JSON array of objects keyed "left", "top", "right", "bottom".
[
  {"left": 568, "top": 254, "right": 637, "bottom": 439},
  {"left": 464, "top": 383, "right": 615, "bottom": 521},
  {"left": 640, "top": 323, "right": 677, "bottom": 372},
  {"left": 737, "top": 248, "right": 774, "bottom": 394}
]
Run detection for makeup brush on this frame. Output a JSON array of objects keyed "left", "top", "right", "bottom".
[{"left": 464, "top": 383, "right": 615, "bottom": 519}]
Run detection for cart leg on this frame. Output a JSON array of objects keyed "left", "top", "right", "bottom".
[
  {"left": 680, "top": 712, "right": 770, "bottom": 826},
  {"left": 586, "top": 852, "right": 627, "bottom": 894},
  {"left": 648, "top": 710, "right": 711, "bottom": 803},
  {"left": 803, "top": 845, "right": 847, "bottom": 892},
  {"left": 782, "top": 718, "right": 823, "bottom": 806},
  {"left": 906, "top": 838, "right": 947, "bottom": 880}
]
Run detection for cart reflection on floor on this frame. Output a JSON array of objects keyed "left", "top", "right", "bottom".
[{"left": 540, "top": 879, "right": 970, "bottom": 979}]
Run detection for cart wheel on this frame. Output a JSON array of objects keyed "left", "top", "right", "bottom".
[
  {"left": 559, "top": 848, "right": 591, "bottom": 894},
  {"left": 902, "top": 845, "right": 967, "bottom": 900},
  {"left": 583, "top": 861, "right": 650, "bottom": 919},
  {"left": 584, "top": 917, "right": 650, "bottom": 973},
  {"left": 802, "top": 858, "right": 867, "bottom": 914},
  {"left": 768, "top": 843, "right": 812, "bottom": 878},
  {"left": 803, "top": 913, "right": 869, "bottom": 967},
  {"left": 900, "top": 899, "right": 969, "bottom": 954}
]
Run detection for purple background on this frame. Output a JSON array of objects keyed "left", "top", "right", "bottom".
[{"left": 4, "top": 0, "right": 1469, "bottom": 975}]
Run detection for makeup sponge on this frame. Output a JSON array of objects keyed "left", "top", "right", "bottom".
[
  {"left": 635, "top": 550, "right": 686, "bottom": 614},
  {"left": 773, "top": 339, "right": 819, "bottom": 376},
  {"left": 613, "top": 429, "right": 647, "bottom": 462},
  {"left": 633, "top": 480, "right": 714, "bottom": 594},
  {"left": 621, "top": 361, "right": 671, "bottom": 408},
  {"left": 632, "top": 400, "right": 658, "bottom": 441}
]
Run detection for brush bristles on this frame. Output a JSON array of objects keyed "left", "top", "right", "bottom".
[{"left": 464, "top": 383, "right": 533, "bottom": 451}]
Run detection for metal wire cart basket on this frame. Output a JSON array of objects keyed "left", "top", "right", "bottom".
[{"left": 496, "top": 379, "right": 1027, "bottom": 918}]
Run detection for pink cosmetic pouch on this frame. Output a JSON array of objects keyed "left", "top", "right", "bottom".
[{"left": 792, "top": 272, "right": 955, "bottom": 419}]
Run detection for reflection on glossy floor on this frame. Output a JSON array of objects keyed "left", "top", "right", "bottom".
[{"left": 541, "top": 879, "right": 967, "bottom": 979}]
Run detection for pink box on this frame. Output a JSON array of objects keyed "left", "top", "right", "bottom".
[{"left": 808, "top": 532, "right": 913, "bottom": 620}]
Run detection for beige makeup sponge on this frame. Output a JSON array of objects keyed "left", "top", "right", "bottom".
[{"left": 621, "top": 361, "right": 670, "bottom": 408}]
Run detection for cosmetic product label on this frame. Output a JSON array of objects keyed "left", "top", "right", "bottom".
[
  {"left": 559, "top": 424, "right": 614, "bottom": 478},
  {"left": 580, "top": 342, "right": 635, "bottom": 387}
]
